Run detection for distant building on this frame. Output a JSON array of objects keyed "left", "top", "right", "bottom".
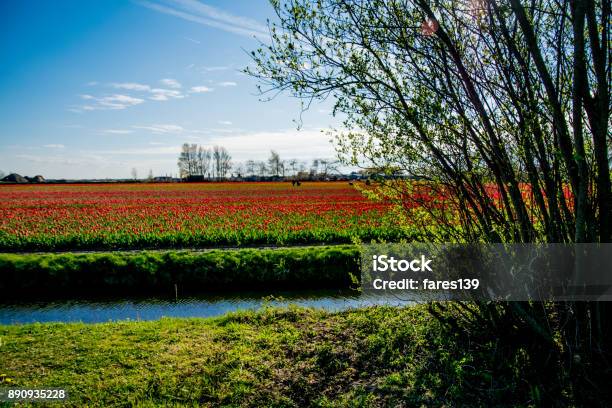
[
  {"left": 185, "top": 175, "right": 207, "bottom": 182},
  {"left": 25, "top": 175, "right": 45, "bottom": 183},
  {"left": 153, "top": 176, "right": 176, "bottom": 182},
  {"left": 2, "top": 173, "right": 28, "bottom": 183}
]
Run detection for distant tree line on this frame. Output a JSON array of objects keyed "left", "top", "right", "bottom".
[
  {"left": 241, "top": 152, "right": 339, "bottom": 179},
  {"left": 178, "top": 143, "right": 232, "bottom": 180},
  {"left": 178, "top": 144, "right": 339, "bottom": 180}
]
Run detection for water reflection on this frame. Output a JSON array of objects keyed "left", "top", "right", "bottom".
[{"left": 0, "top": 290, "right": 414, "bottom": 325}]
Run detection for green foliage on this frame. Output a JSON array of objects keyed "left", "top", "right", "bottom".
[{"left": 0, "top": 246, "right": 361, "bottom": 298}]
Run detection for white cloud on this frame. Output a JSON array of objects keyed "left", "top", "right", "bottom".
[
  {"left": 202, "top": 130, "right": 336, "bottom": 161},
  {"left": 149, "top": 88, "right": 185, "bottom": 101},
  {"left": 74, "top": 78, "right": 195, "bottom": 111},
  {"left": 90, "top": 129, "right": 334, "bottom": 160},
  {"left": 4, "top": 127, "right": 343, "bottom": 179},
  {"left": 75, "top": 94, "right": 145, "bottom": 111},
  {"left": 44, "top": 144, "right": 65, "bottom": 149},
  {"left": 138, "top": 0, "right": 269, "bottom": 39},
  {"left": 218, "top": 81, "right": 237, "bottom": 87},
  {"left": 111, "top": 82, "right": 151, "bottom": 91},
  {"left": 93, "top": 146, "right": 182, "bottom": 155},
  {"left": 190, "top": 85, "right": 213, "bottom": 93},
  {"left": 218, "top": 120, "right": 232, "bottom": 125},
  {"left": 133, "top": 124, "right": 185, "bottom": 134},
  {"left": 100, "top": 94, "right": 145, "bottom": 109},
  {"left": 103, "top": 129, "right": 134, "bottom": 134},
  {"left": 160, "top": 78, "right": 182, "bottom": 89}
]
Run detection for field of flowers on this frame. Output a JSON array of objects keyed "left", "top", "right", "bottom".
[{"left": 0, "top": 182, "right": 405, "bottom": 251}]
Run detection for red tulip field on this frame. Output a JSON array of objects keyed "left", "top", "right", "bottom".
[{"left": 0, "top": 182, "right": 405, "bottom": 251}]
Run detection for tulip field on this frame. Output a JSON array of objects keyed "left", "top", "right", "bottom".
[{"left": 0, "top": 182, "right": 405, "bottom": 251}]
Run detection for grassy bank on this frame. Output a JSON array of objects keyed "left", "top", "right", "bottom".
[
  {"left": 0, "top": 305, "right": 535, "bottom": 407},
  {"left": 0, "top": 246, "right": 360, "bottom": 299}
]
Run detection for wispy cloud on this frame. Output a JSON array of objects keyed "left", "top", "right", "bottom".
[
  {"left": 201, "top": 65, "right": 230, "bottom": 72},
  {"left": 75, "top": 94, "right": 145, "bottom": 111},
  {"left": 183, "top": 36, "right": 201, "bottom": 44},
  {"left": 138, "top": 0, "right": 269, "bottom": 39},
  {"left": 133, "top": 124, "right": 185, "bottom": 134},
  {"left": 218, "top": 120, "right": 232, "bottom": 125},
  {"left": 103, "top": 129, "right": 134, "bottom": 134},
  {"left": 112, "top": 82, "right": 151, "bottom": 91},
  {"left": 190, "top": 85, "right": 213, "bottom": 93},
  {"left": 44, "top": 144, "right": 65, "bottom": 149},
  {"left": 73, "top": 73, "right": 237, "bottom": 113},
  {"left": 149, "top": 88, "right": 185, "bottom": 101},
  {"left": 160, "top": 78, "right": 182, "bottom": 89},
  {"left": 97, "top": 146, "right": 182, "bottom": 155}
]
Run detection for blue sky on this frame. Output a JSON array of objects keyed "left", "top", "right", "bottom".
[{"left": 0, "top": 0, "right": 339, "bottom": 179}]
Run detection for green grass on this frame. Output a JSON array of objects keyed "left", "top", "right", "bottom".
[
  {"left": 0, "top": 305, "right": 533, "bottom": 407},
  {"left": 0, "top": 227, "right": 408, "bottom": 252},
  {"left": 0, "top": 246, "right": 360, "bottom": 299}
]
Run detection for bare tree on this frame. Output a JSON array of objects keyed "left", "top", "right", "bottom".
[
  {"left": 178, "top": 143, "right": 189, "bottom": 179},
  {"left": 318, "top": 159, "right": 340, "bottom": 177},
  {"left": 288, "top": 159, "right": 299, "bottom": 176},
  {"left": 180, "top": 144, "right": 230, "bottom": 179},
  {"left": 178, "top": 143, "right": 198, "bottom": 178},
  {"left": 212, "top": 145, "right": 232, "bottom": 179},
  {"left": 257, "top": 161, "right": 267, "bottom": 177},
  {"left": 196, "top": 146, "right": 212, "bottom": 177},
  {"left": 245, "top": 160, "right": 256, "bottom": 176},
  {"left": 268, "top": 150, "right": 282, "bottom": 176},
  {"left": 310, "top": 159, "right": 319, "bottom": 177},
  {"left": 233, "top": 163, "right": 244, "bottom": 178},
  {"left": 219, "top": 148, "right": 232, "bottom": 178},
  {"left": 131, "top": 168, "right": 138, "bottom": 180}
]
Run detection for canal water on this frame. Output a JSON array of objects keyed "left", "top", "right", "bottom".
[{"left": 0, "top": 290, "right": 414, "bottom": 325}]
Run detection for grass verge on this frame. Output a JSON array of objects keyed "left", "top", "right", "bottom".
[{"left": 0, "top": 305, "right": 534, "bottom": 407}]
